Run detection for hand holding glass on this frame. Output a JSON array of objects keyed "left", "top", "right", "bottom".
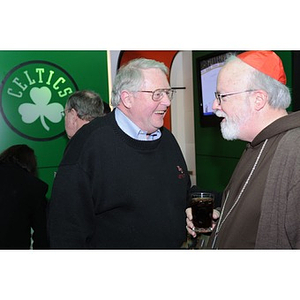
[{"left": 190, "top": 192, "right": 214, "bottom": 233}]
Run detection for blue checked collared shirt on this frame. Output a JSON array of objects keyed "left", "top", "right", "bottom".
[{"left": 115, "top": 108, "right": 161, "bottom": 141}]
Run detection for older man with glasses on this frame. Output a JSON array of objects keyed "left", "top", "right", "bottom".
[
  {"left": 48, "top": 58, "right": 191, "bottom": 249},
  {"left": 186, "top": 50, "right": 300, "bottom": 249}
]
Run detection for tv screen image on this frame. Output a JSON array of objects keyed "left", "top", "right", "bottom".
[{"left": 201, "top": 59, "right": 225, "bottom": 116}]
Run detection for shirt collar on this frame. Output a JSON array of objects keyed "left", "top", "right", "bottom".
[{"left": 115, "top": 108, "right": 161, "bottom": 141}]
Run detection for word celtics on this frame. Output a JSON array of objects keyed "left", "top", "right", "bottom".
[{"left": 6, "top": 65, "right": 74, "bottom": 98}]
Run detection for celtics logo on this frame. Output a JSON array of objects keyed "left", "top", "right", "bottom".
[{"left": 0, "top": 60, "right": 78, "bottom": 141}]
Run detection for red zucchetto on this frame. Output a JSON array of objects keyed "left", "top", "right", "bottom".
[{"left": 237, "top": 51, "right": 287, "bottom": 85}]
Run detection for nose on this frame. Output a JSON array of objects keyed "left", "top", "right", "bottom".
[
  {"left": 212, "top": 98, "right": 221, "bottom": 110},
  {"left": 161, "top": 92, "right": 171, "bottom": 107}
]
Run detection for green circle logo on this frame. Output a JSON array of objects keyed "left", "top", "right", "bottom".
[{"left": 0, "top": 60, "right": 78, "bottom": 141}]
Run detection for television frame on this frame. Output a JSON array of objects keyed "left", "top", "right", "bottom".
[{"left": 195, "top": 51, "right": 241, "bottom": 127}]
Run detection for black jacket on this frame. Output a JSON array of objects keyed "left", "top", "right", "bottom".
[{"left": 0, "top": 163, "right": 48, "bottom": 249}]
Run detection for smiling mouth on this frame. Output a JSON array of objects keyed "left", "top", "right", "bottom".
[{"left": 155, "top": 110, "right": 166, "bottom": 115}]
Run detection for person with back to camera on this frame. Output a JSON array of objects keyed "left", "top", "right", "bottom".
[
  {"left": 47, "top": 58, "right": 191, "bottom": 249},
  {"left": 186, "top": 50, "right": 300, "bottom": 249},
  {"left": 0, "top": 144, "right": 48, "bottom": 249},
  {"left": 63, "top": 89, "right": 107, "bottom": 139}
]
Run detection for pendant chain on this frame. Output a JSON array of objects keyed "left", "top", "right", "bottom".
[{"left": 211, "top": 139, "right": 268, "bottom": 249}]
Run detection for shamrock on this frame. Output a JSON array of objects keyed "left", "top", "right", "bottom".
[{"left": 18, "top": 86, "right": 64, "bottom": 131}]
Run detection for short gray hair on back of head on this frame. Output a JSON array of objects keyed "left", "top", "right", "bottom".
[
  {"left": 111, "top": 58, "right": 169, "bottom": 108},
  {"left": 66, "top": 90, "right": 104, "bottom": 121},
  {"left": 247, "top": 69, "right": 291, "bottom": 109}
]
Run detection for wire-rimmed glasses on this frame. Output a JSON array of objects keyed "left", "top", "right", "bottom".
[
  {"left": 137, "top": 88, "right": 176, "bottom": 101},
  {"left": 214, "top": 90, "right": 257, "bottom": 105}
]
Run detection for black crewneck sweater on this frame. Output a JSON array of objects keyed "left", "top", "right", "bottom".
[{"left": 48, "top": 110, "right": 191, "bottom": 249}]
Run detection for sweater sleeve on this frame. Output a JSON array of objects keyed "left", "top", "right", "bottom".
[{"left": 47, "top": 163, "right": 95, "bottom": 249}]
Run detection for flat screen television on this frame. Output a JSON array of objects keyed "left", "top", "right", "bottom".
[{"left": 196, "top": 51, "right": 242, "bottom": 127}]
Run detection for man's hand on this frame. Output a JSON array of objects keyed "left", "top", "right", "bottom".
[{"left": 185, "top": 208, "right": 220, "bottom": 238}]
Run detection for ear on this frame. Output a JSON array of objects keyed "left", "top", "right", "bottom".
[
  {"left": 253, "top": 90, "right": 268, "bottom": 111},
  {"left": 120, "top": 90, "right": 133, "bottom": 109},
  {"left": 69, "top": 108, "right": 79, "bottom": 123}
]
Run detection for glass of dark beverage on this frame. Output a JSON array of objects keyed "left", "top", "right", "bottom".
[{"left": 190, "top": 192, "right": 214, "bottom": 233}]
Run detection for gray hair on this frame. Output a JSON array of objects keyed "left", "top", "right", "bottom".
[
  {"left": 66, "top": 90, "right": 104, "bottom": 121},
  {"left": 111, "top": 58, "right": 169, "bottom": 107},
  {"left": 226, "top": 54, "right": 291, "bottom": 109},
  {"left": 247, "top": 69, "right": 291, "bottom": 109}
]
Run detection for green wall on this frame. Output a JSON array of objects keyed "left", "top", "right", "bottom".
[
  {"left": 0, "top": 51, "right": 109, "bottom": 198},
  {"left": 192, "top": 50, "right": 293, "bottom": 193}
]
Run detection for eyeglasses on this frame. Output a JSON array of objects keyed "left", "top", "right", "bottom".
[
  {"left": 214, "top": 90, "right": 257, "bottom": 105},
  {"left": 137, "top": 88, "right": 176, "bottom": 101},
  {"left": 61, "top": 109, "right": 70, "bottom": 117}
]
